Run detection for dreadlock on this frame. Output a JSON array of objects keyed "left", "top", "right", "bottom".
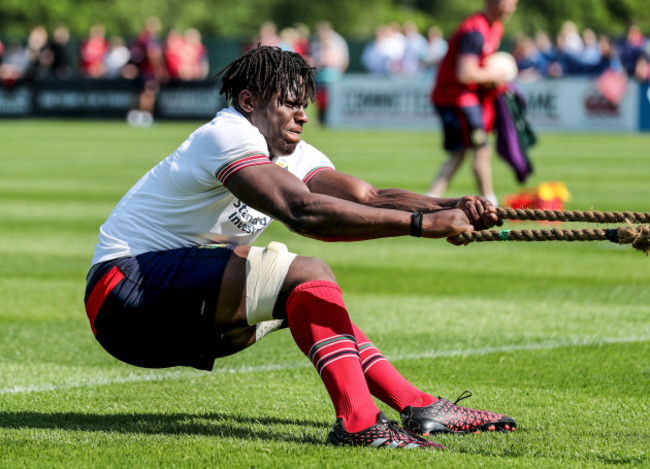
[{"left": 218, "top": 45, "right": 316, "bottom": 107}]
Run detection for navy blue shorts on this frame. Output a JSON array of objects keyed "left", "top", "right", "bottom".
[
  {"left": 84, "top": 244, "right": 235, "bottom": 371},
  {"left": 435, "top": 105, "right": 488, "bottom": 152}
]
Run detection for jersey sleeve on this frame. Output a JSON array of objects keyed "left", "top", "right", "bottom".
[
  {"left": 303, "top": 164, "right": 334, "bottom": 184},
  {"left": 458, "top": 30, "right": 484, "bottom": 56},
  {"left": 215, "top": 153, "right": 273, "bottom": 184},
  {"left": 190, "top": 109, "right": 273, "bottom": 188}
]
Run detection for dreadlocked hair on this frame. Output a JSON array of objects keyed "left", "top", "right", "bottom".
[{"left": 218, "top": 45, "right": 316, "bottom": 106}]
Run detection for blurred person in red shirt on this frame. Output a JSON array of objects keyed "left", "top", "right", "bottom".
[
  {"left": 80, "top": 24, "right": 109, "bottom": 78},
  {"left": 165, "top": 28, "right": 208, "bottom": 81},
  {"left": 427, "top": 0, "right": 518, "bottom": 206},
  {"left": 164, "top": 29, "right": 186, "bottom": 81},
  {"left": 291, "top": 23, "right": 311, "bottom": 58},
  {"left": 181, "top": 28, "right": 209, "bottom": 80}
]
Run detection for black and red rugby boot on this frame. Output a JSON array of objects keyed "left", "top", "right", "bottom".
[
  {"left": 328, "top": 411, "right": 445, "bottom": 449},
  {"left": 400, "top": 391, "right": 516, "bottom": 435}
]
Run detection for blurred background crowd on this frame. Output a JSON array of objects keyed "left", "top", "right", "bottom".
[
  {"left": 1, "top": 17, "right": 648, "bottom": 88},
  {"left": 0, "top": 18, "right": 210, "bottom": 87},
  {"left": 512, "top": 21, "right": 649, "bottom": 82}
]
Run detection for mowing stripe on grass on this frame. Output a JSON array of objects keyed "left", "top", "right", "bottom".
[{"left": 2, "top": 334, "right": 648, "bottom": 395}]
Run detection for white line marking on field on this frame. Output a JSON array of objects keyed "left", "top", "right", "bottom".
[{"left": 1, "top": 335, "right": 648, "bottom": 395}]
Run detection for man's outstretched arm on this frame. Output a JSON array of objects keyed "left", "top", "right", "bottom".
[
  {"left": 225, "top": 163, "right": 474, "bottom": 242},
  {"left": 307, "top": 169, "right": 501, "bottom": 230}
]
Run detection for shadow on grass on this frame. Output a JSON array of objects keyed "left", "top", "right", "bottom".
[
  {"left": 2, "top": 414, "right": 646, "bottom": 464},
  {"left": 0, "top": 411, "right": 327, "bottom": 445}
]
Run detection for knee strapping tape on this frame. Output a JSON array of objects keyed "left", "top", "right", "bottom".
[{"left": 245, "top": 241, "right": 297, "bottom": 326}]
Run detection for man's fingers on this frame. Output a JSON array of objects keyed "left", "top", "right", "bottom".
[
  {"left": 465, "top": 203, "right": 479, "bottom": 223},
  {"left": 446, "top": 224, "right": 473, "bottom": 245},
  {"left": 446, "top": 236, "right": 467, "bottom": 246},
  {"left": 456, "top": 197, "right": 505, "bottom": 230},
  {"left": 487, "top": 206, "right": 504, "bottom": 227},
  {"left": 466, "top": 200, "right": 492, "bottom": 230}
]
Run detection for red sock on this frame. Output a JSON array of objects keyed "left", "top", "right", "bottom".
[
  {"left": 352, "top": 322, "right": 437, "bottom": 411},
  {"left": 286, "top": 280, "right": 379, "bottom": 433}
]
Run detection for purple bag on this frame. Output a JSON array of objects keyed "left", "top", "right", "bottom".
[{"left": 495, "top": 83, "right": 536, "bottom": 183}]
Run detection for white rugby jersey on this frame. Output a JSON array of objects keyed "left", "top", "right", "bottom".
[{"left": 91, "top": 107, "right": 334, "bottom": 265}]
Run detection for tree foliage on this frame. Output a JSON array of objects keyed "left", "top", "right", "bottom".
[{"left": 1, "top": 0, "right": 647, "bottom": 40}]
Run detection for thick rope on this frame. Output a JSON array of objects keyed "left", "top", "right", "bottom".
[
  {"left": 453, "top": 225, "right": 650, "bottom": 255},
  {"left": 496, "top": 208, "right": 650, "bottom": 224}
]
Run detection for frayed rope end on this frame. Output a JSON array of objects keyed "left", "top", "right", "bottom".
[{"left": 617, "top": 224, "right": 650, "bottom": 256}]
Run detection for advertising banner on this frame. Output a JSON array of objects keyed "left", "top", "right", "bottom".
[
  {"left": 517, "top": 78, "right": 639, "bottom": 132},
  {"left": 0, "top": 87, "right": 33, "bottom": 116},
  {"left": 156, "top": 81, "right": 225, "bottom": 119},
  {"left": 0, "top": 80, "right": 224, "bottom": 119},
  {"left": 326, "top": 75, "right": 642, "bottom": 132},
  {"left": 0, "top": 80, "right": 136, "bottom": 118},
  {"left": 1, "top": 76, "right": 646, "bottom": 132},
  {"left": 326, "top": 74, "right": 438, "bottom": 129},
  {"left": 34, "top": 80, "right": 135, "bottom": 117}
]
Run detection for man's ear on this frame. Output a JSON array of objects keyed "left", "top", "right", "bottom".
[{"left": 237, "top": 90, "right": 256, "bottom": 113}]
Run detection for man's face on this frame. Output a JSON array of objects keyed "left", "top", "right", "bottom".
[
  {"left": 251, "top": 90, "right": 309, "bottom": 157},
  {"left": 488, "top": 0, "right": 518, "bottom": 21}
]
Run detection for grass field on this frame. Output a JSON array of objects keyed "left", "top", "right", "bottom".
[{"left": 1, "top": 119, "right": 649, "bottom": 468}]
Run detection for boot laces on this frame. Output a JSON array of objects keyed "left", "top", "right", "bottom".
[
  {"left": 453, "top": 390, "right": 473, "bottom": 405},
  {"left": 386, "top": 419, "right": 415, "bottom": 443}
]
